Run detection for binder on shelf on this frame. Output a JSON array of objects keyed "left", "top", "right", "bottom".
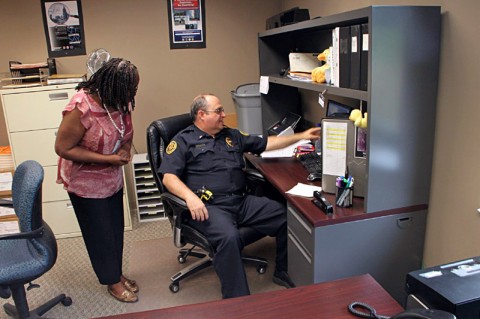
[
  {"left": 331, "top": 27, "right": 340, "bottom": 87},
  {"left": 360, "top": 23, "right": 369, "bottom": 91},
  {"left": 349, "top": 24, "right": 361, "bottom": 90},
  {"left": 339, "top": 26, "right": 351, "bottom": 88}
]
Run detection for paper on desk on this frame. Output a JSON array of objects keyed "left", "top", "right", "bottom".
[
  {"left": 261, "top": 139, "right": 310, "bottom": 158},
  {"left": 0, "top": 172, "right": 12, "bottom": 192},
  {"left": 0, "top": 220, "right": 19, "bottom": 235},
  {"left": 0, "top": 206, "right": 15, "bottom": 217},
  {"left": 286, "top": 183, "right": 322, "bottom": 198}
]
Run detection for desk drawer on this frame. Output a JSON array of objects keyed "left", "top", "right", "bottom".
[
  {"left": 43, "top": 200, "right": 81, "bottom": 238},
  {"left": 288, "top": 232, "right": 313, "bottom": 286},
  {"left": 3, "top": 89, "right": 72, "bottom": 132},
  {"left": 43, "top": 165, "right": 69, "bottom": 202},
  {"left": 10, "top": 129, "right": 57, "bottom": 166},
  {"left": 287, "top": 204, "right": 314, "bottom": 255}
]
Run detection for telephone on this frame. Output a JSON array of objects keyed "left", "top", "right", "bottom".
[
  {"left": 348, "top": 302, "right": 456, "bottom": 319},
  {"left": 390, "top": 308, "right": 456, "bottom": 319}
]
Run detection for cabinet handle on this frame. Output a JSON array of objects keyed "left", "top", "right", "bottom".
[
  {"left": 49, "top": 92, "right": 69, "bottom": 101},
  {"left": 396, "top": 217, "right": 412, "bottom": 229}
]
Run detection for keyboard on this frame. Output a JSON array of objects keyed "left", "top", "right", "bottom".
[{"left": 297, "top": 152, "right": 322, "bottom": 175}]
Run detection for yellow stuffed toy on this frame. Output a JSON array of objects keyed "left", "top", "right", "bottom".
[
  {"left": 349, "top": 109, "right": 368, "bottom": 128},
  {"left": 311, "top": 48, "right": 330, "bottom": 83}
]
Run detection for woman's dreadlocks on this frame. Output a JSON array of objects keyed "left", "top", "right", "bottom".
[{"left": 76, "top": 58, "right": 139, "bottom": 113}]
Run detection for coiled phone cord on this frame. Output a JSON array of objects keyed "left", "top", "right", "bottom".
[{"left": 348, "top": 301, "right": 391, "bottom": 319}]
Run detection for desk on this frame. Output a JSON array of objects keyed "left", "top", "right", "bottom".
[
  {"left": 96, "top": 274, "right": 403, "bottom": 319},
  {"left": 245, "top": 154, "right": 427, "bottom": 305}
]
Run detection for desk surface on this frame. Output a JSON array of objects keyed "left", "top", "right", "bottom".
[
  {"left": 96, "top": 274, "right": 403, "bottom": 319},
  {"left": 245, "top": 154, "right": 427, "bottom": 227}
]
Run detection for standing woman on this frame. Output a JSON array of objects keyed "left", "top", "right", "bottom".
[{"left": 55, "top": 58, "right": 140, "bottom": 303}]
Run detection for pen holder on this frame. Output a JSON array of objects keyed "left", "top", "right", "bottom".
[{"left": 335, "top": 186, "right": 353, "bottom": 208}]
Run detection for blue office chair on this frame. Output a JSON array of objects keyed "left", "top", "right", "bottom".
[
  {"left": 146, "top": 113, "right": 268, "bottom": 293},
  {"left": 0, "top": 160, "right": 72, "bottom": 318}
]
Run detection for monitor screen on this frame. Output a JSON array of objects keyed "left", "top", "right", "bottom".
[{"left": 326, "top": 99, "right": 353, "bottom": 118}]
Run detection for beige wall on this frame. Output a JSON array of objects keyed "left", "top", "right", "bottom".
[
  {"left": 282, "top": 0, "right": 480, "bottom": 268},
  {"left": 0, "top": 0, "right": 280, "bottom": 151},
  {"left": 2, "top": 0, "right": 479, "bottom": 271}
]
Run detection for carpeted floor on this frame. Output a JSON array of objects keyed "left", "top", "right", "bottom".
[
  {"left": 127, "top": 236, "right": 282, "bottom": 314},
  {"left": 0, "top": 217, "right": 283, "bottom": 319}
]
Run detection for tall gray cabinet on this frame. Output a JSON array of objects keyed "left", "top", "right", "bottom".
[{"left": 258, "top": 6, "right": 441, "bottom": 305}]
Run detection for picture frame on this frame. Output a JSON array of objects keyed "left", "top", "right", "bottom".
[
  {"left": 41, "top": 0, "right": 86, "bottom": 58},
  {"left": 167, "top": 0, "right": 206, "bottom": 49}
]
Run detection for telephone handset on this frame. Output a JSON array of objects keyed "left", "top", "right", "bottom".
[
  {"left": 348, "top": 302, "right": 456, "bottom": 319},
  {"left": 390, "top": 308, "right": 456, "bottom": 319}
]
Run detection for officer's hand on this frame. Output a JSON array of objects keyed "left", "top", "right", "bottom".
[
  {"left": 186, "top": 194, "right": 209, "bottom": 221},
  {"left": 302, "top": 127, "right": 321, "bottom": 140}
]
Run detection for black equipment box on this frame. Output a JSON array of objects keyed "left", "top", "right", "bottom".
[
  {"left": 406, "top": 256, "right": 480, "bottom": 318},
  {"left": 266, "top": 7, "right": 310, "bottom": 30}
]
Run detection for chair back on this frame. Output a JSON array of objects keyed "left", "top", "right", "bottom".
[
  {"left": 12, "top": 160, "right": 44, "bottom": 233},
  {"left": 146, "top": 113, "right": 192, "bottom": 193}
]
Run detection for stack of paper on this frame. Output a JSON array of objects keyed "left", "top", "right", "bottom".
[
  {"left": 0, "top": 146, "right": 14, "bottom": 172},
  {"left": 47, "top": 73, "right": 86, "bottom": 85}
]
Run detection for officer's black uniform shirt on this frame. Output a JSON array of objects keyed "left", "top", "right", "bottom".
[{"left": 159, "top": 124, "right": 267, "bottom": 195}]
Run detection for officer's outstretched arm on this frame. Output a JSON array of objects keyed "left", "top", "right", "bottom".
[
  {"left": 162, "top": 173, "right": 209, "bottom": 221},
  {"left": 265, "top": 127, "right": 321, "bottom": 151}
]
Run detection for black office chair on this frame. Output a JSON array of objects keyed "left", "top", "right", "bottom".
[
  {"left": 0, "top": 160, "right": 72, "bottom": 319},
  {"left": 146, "top": 113, "right": 268, "bottom": 293}
]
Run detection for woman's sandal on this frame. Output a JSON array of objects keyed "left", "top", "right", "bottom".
[
  {"left": 123, "top": 278, "right": 139, "bottom": 293},
  {"left": 108, "top": 286, "right": 138, "bottom": 303}
]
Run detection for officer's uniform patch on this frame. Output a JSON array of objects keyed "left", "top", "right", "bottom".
[
  {"left": 166, "top": 141, "right": 177, "bottom": 154},
  {"left": 226, "top": 137, "right": 233, "bottom": 148}
]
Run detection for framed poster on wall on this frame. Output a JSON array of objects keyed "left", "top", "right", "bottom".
[
  {"left": 41, "top": 0, "right": 87, "bottom": 57},
  {"left": 167, "top": 0, "right": 206, "bottom": 49}
]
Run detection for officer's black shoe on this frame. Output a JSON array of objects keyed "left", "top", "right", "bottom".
[{"left": 273, "top": 271, "right": 296, "bottom": 288}]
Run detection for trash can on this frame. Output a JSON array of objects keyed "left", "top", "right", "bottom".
[{"left": 231, "top": 83, "right": 263, "bottom": 135}]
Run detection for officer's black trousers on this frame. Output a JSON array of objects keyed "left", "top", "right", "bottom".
[{"left": 188, "top": 194, "right": 287, "bottom": 299}]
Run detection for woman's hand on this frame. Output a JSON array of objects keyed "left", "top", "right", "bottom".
[{"left": 108, "top": 154, "right": 130, "bottom": 166}]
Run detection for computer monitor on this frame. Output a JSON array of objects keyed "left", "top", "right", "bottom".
[
  {"left": 325, "top": 97, "right": 367, "bottom": 159},
  {"left": 326, "top": 99, "right": 353, "bottom": 119}
]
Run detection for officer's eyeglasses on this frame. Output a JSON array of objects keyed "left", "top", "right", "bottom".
[{"left": 203, "top": 107, "right": 225, "bottom": 114}]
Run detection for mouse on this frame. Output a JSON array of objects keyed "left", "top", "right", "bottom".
[{"left": 307, "top": 172, "right": 322, "bottom": 182}]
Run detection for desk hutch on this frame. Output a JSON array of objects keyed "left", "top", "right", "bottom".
[
  {"left": 0, "top": 84, "right": 132, "bottom": 238},
  {"left": 256, "top": 6, "right": 441, "bottom": 304}
]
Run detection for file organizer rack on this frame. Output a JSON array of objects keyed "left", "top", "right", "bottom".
[{"left": 131, "top": 153, "right": 165, "bottom": 222}]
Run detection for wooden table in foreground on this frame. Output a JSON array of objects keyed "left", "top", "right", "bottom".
[{"left": 95, "top": 274, "right": 403, "bottom": 319}]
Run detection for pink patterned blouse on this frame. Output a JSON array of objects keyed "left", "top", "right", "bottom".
[{"left": 57, "top": 89, "right": 133, "bottom": 198}]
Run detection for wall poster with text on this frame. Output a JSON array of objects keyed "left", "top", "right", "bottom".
[
  {"left": 41, "top": 0, "right": 86, "bottom": 58},
  {"left": 167, "top": 0, "right": 206, "bottom": 49}
]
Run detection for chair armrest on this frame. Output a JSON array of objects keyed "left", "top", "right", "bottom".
[
  {"left": 0, "top": 226, "right": 44, "bottom": 241},
  {"left": 244, "top": 168, "right": 266, "bottom": 196},
  {"left": 160, "top": 192, "right": 190, "bottom": 248},
  {"left": 244, "top": 168, "right": 265, "bottom": 182}
]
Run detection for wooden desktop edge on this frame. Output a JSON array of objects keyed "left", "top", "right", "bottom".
[
  {"left": 95, "top": 274, "right": 402, "bottom": 319},
  {"left": 244, "top": 153, "right": 428, "bottom": 227}
]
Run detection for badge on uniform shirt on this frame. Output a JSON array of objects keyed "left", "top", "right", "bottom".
[
  {"left": 225, "top": 137, "right": 233, "bottom": 148},
  {"left": 166, "top": 141, "right": 177, "bottom": 154}
]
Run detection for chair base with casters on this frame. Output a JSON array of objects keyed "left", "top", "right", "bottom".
[
  {"left": 168, "top": 223, "right": 269, "bottom": 293},
  {"left": 2, "top": 284, "right": 72, "bottom": 319}
]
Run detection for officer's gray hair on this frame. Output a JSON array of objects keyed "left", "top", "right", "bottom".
[{"left": 190, "top": 94, "right": 215, "bottom": 121}]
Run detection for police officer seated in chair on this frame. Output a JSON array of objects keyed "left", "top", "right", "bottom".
[{"left": 159, "top": 94, "right": 321, "bottom": 299}]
